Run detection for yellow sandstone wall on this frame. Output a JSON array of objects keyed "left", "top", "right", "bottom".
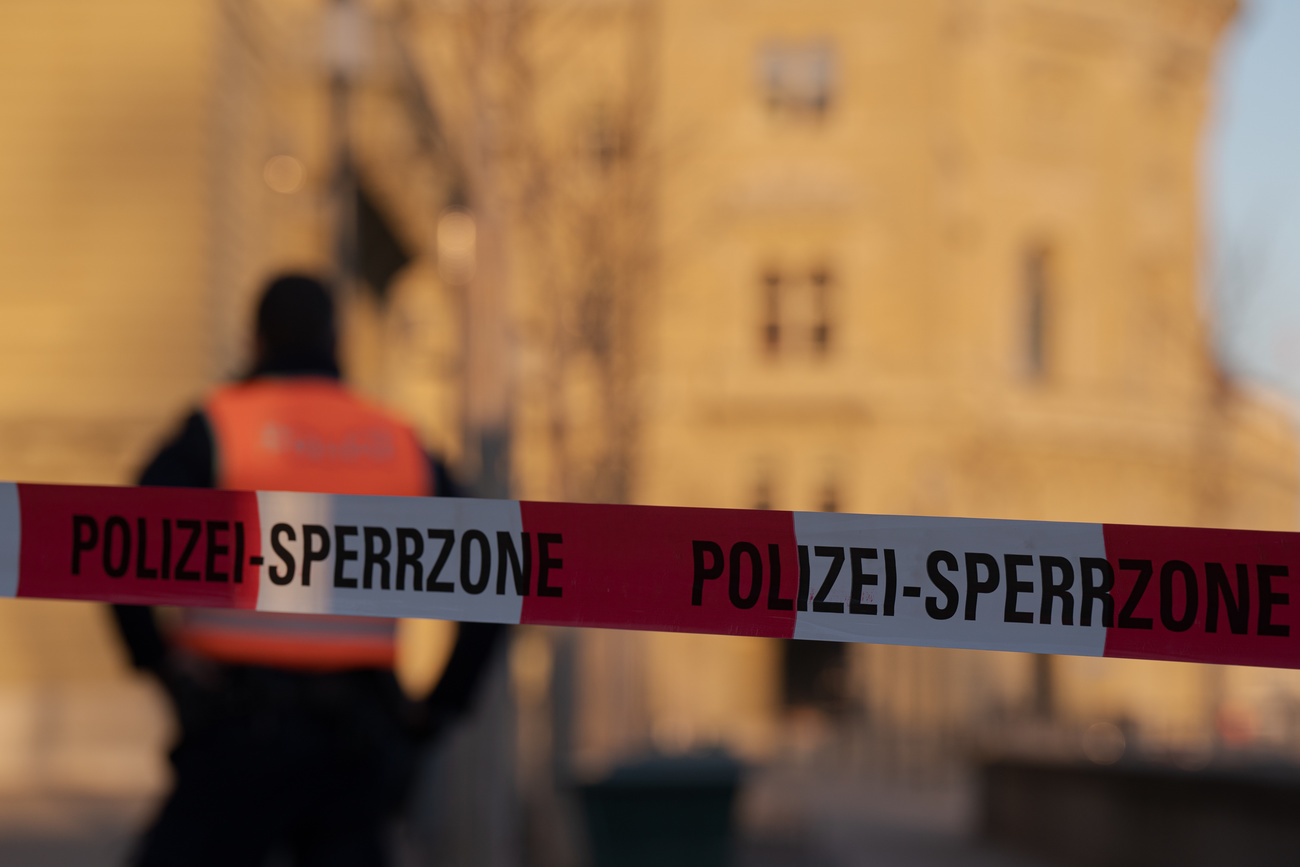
[
  {"left": 620, "top": 0, "right": 1296, "bottom": 764},
  {"left": 0, "top": 0, "right": 224, "bottom": 794},
  {"left": 0, "top": 0, "right": 460, "bottom": 793},
  {"left": 0, "top": 0, "right": 1293, "bottom": 785}
]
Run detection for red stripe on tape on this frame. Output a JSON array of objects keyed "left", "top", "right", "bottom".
[
  {"left": 11, "top": 480, "right": 1300, "bottom": 672},
  {"left": 518, "top": 501, "right": 799, "bottom": 637},
  {"left": 18, "top": 484, "right": 262, "bottom": 609},
  {"left": 1101, "top": 523, "right": 1300, "bottom": 668}
]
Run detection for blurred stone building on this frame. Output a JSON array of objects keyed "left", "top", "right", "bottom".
[
  {"left": 566, "top": 0, "right": 1300, "bottom": 773},
  {"left": 488, "top": 0, "right": 1300, "bottom": 776},
  {"left": 0, "top": 0, "right": 1295, "bottom": 823}
]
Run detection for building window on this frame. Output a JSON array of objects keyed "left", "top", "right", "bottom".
[
  {"left": 811, "top": 266, "right": 832, "bottom": 355},
  {"left": 581, "top": 104, "right": 624, "bottom": 171},
  {"left": 759, "top": 41, "right": 836, "bottom": 119},
  {"left": 753, "top": 466, "right": 774, "bottom": 510},
  {"left": 1024, "top": 243, "right": 1051, "bottom": 380},
  {"left": 758, "top": 264, "right": 835, "bottom": 358},
  {"left": 820, "top": 478, "right": 839, "bottom": 513},
  {"left": 762, "top": 269, "right": 782, "bottom": 355}
]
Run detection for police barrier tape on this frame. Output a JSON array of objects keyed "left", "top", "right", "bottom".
[{"left": 2, "top": 481, "right": 1299, "bottom": 669}]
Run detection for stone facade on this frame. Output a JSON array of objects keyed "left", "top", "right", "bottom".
[{"left": 0, "top": 0, "right": 1294, "bottom": 790}]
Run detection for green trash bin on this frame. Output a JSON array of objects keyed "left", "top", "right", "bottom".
[{"left": 578, "top": 750, "right": 743, "bottom": 867}]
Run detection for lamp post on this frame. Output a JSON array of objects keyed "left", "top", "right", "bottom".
[{"left": 324, "top": 0, "right": 367, "bottom": 296}]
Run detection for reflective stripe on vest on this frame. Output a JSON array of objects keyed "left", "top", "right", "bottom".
[
  {"left": 173, "top": 610, "right": 397, "bottom": 671},
  {"left": 173, "top": 377, "right": 433, "bottom": 671}
]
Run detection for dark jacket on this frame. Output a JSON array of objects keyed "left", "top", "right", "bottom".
[{"left": 111, "top": 362, "right": 503, "bottom": 735}]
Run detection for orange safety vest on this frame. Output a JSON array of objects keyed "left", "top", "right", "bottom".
[{"left": 172, "top": 376, "right": 432, "bottom": 671}]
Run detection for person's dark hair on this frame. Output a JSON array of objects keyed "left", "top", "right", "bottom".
[{"left": 253, "top": 274, "right": 339, "bottom": 376}]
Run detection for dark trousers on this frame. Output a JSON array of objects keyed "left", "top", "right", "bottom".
[{"left": 133, "top": 667, "right": 417, "bottom": 867}]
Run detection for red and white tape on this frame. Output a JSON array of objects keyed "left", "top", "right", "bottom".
[{"left": 2, "top": 482, "right": 1297, "bottom": 669}]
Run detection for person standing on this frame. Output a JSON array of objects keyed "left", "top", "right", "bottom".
[{"left": 112, "top": 274, "right": 502, "bottom": 866}]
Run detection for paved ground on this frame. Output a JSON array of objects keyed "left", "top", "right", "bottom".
[
  {"left": 734, "top": 763, "right": 1050, "bottom": 867},
  {"left": 738, "top": 829, "right": 1047, "bottom": 867},
  {"left": 0, "top": 768, "right": 1050, "bottom": 867},
  {"left": 0, "top": 793, "right": 151, "bottom": 866}
]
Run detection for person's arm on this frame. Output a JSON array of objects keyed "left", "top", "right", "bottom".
[
  {"left": 112, "top": 605, "right": 169, "bottom": 671},
  {"left": 429, "top": 456, "right": 465, "bottom": 498},
  {"left": 111, "top": 411, "right": 216, "bottom": 671},
  {"left": 416, "top": 455, "right": 507, "bottom": 735},
  {"left": 138, "top": 411, "right": 216, "bottom": 488},
  {"left": 416, "top": 622, "right": 506, "bottom": 739}
]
